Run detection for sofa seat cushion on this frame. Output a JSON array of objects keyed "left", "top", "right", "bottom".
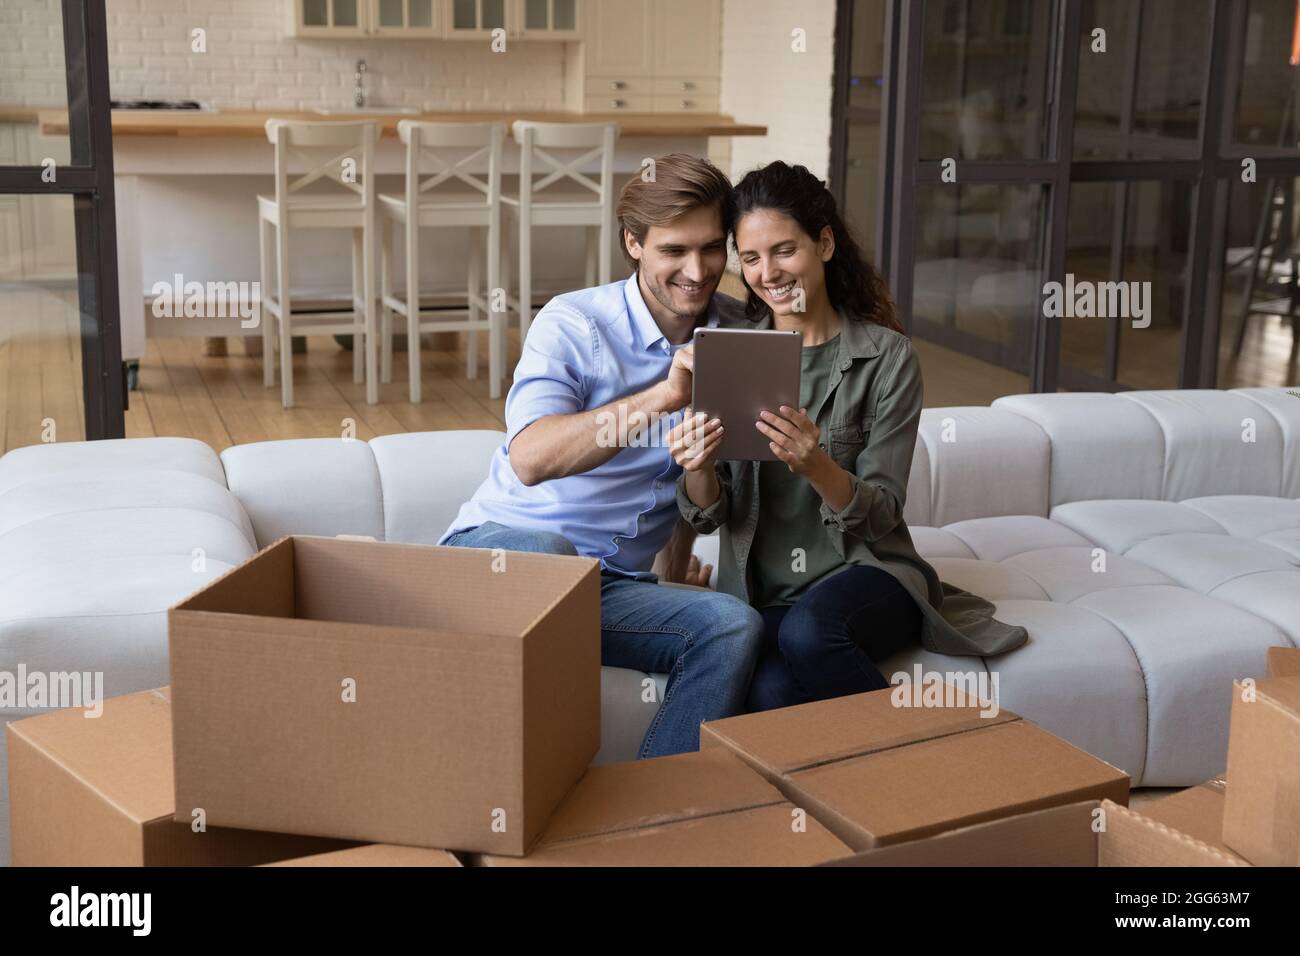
[{"left": 1051, "top": 499, "right": 1227, "bottom": 554}]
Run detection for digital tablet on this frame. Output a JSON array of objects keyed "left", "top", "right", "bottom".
[{"left": 691, "top": 327, "right": 803, "bottom": 462}]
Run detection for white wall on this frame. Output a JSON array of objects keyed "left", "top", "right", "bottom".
[
  {"left": 0, "top": 0, "right": 569, "bottom": 111},
  {"left": 717, "top": 0, "right": 837, "bottom": 183}
]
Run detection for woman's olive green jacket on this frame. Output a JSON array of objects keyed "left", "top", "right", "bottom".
[{"left": 677, "top": 311, "right": 1028, "bottom": 658}]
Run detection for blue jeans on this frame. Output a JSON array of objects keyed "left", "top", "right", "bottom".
[
  {"left": 748, "top": 564, "right": 923, "bottom": 713},
  {"left": 442, "top": 521, "right": 764, "bottom": 758}
]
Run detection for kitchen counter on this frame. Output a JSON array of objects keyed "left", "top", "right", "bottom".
[{"left": 38, "top": 108, "right": 766, "bottom": 140}]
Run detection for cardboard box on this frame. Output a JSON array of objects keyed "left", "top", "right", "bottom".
[
  {"left": 821, "top": 799, "right": 1250, "bottom": 867},
  {"left": 700, "top": 688, "right": 1130, "bottom": 851},
  {"left": 1268, "top": 647, "right": 1300, "bottom": 679},
  {"left": 169, "top": 536, "right": 601, "bottom": 857},
  {"left": 1141, "top": 776, "right": 1249, "bottom": 863},
  {"left": 1223, "top": 677, "right": 1300, "bottom": 866},
  {"left": 5, "top": 688, "right": 353, "bottom": 866},
  {"left": 475, "top": 748, "right": 853, "bottom": 866},
  {"left": 263, "top": 845, "right": 462, "bottom": 867}
]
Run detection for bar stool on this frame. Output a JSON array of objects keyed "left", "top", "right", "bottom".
[
  {"left": 258, "top": 119, "right": 380, "bottom": 408},
  {"left": 502, "top": 121, "right": 620, "bottom": 346},
  {"left": 379, "top": 121, "right": 506, "bottom": 403}
]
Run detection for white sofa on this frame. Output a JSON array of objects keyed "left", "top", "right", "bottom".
[{"left": 2, "top": 387, "right": 1298, "bottom": 865}]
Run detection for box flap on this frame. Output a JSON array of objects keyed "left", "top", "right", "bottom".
[
  {"left": 539, "top": 749, "right": 784, "bottom": 844},
  {"left": 481, "top": 803, "right": 851, "bottom": 866},
  {"left": 791, "top": 720, "right": 1130, "bottom": 847},
  {"left": 819, "top": 801, "right": 1103, "bottom": 866},
  {"left": 1141, "top": 779, "right": 1244, "bottom": 861},
  {"left": 700, "top": 687, "right": 1014, "bottom": 775},
  {"left": 263, "top": 845, "right": 462, "bottom": 867},
  {"left": 6, "top": 688, "right": 173, "bottom": 825},
  {"left": 1257, "top": 675, "right": 1300, "bottom": 717},
  {"left": 1100, "top": 800, "right": 1250, "bottom": 867},
  {"left": 1268, "top": 646, "right": 1300, "bottom": 679}
]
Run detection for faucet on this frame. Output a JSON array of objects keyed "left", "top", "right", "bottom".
[{"left": 354, "top": 59, "right": 367, "bottom": 109}]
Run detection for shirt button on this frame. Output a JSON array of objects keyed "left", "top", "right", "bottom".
[{"left": 655, "top": 480, "right": 664, "bottom": 489}]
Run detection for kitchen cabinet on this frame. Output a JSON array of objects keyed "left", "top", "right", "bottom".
[
  {"left": 443, "top": 0, "right": 580, "bottom": 40},
  {"left": 293, "top": 0, "right": 370, "bottom": 36},
  {"left": 581, "top": 0, "right": 721, "bottom": 113},
  {"left": 372, "top": 0, "right": 442, "bottom": 34}
]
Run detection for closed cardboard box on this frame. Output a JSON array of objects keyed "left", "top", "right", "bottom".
[
  {"left": 1142, "top": 776, "right": 1249, "bottom": 864},
  {"left": 1268, "top": 647, "right": 1300, "bottom": 679},
  {"left": 6, "top": 688, "right": 352, "bottom": 866},
  {"left": 821, "top": 799, "right": 1249, "bottom": 867},
  {"left": 264, "top": 845, "right": 462, "bottom": 867},
  {"left": 1223, "top": 677, "right": 1300, "bottom": 866},
  {"left": 475, "top": 748, "right": 853, "bottom": 866},
  {"left": 169, "top": 535, "right": 601, "bottom": 857},
  {"left": 701, "top": 688, "right": 1130, "bottom": 851}
]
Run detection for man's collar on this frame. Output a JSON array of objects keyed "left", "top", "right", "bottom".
[
  {"left": 749, "top": 307, "right": 881, "bottom": 360},
  {"left": 623, "top": 273, "right": 721, "bottom": 351}
]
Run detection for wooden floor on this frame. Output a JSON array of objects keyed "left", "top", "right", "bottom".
[{"left": 1, "top": 280, "right": 1296, "bottom": 456}]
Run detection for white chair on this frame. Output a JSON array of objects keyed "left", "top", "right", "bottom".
[
  {"left": 258, "top": 120, "right": 380, "bottom": 408},
  {"left": 502, "top": 121, "right": 620, "bottom": 346},
  {"left": 379, "top": 121, "right": 506, "bottom": 403}
]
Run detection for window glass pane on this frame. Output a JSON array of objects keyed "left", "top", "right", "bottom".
[
  {"left": 1074, "top": 0, "right": 1210, "bottom": 160},
  {"left": 912, "top": 183, "right": 1044, "bottom": 370},
  {"left": 1062, "top": 181, "right": 1117, "bottom": 380},
  {"left": 334, "top": 0, "right": 359, "bottom": 28},
  {"left": 453, "top": 0, "right": 477, "bottom": 29},
  {"left": 0, "top": 0, "right": 75, "bottom": 166},
  {"left": 848, "top": 0, "right": 887, "bottom": 112},
  {"left": 379, "top": 0, "right": 404, "bottom": 27},
  {"left": 917, "top": 0, "right": 1053, "bottom": 160},
  {"left": 1217, "top": 175, "right": 1300, "bottom": 386},
  {"left": 0, "top": 194, "right": 84, "bottom": 452},
  {"left": 555, "top": 0, "right": 577, "bottom": 31},
  {"left": 302, "top": 0, "right": 329, "bottom": 26},
  {"left": 1116, "top": 180, "right": 1193, "bottom": 388},
  {"left": 1232, "top": 0, "right": 1300, "bottom": 151},
  {"left": 843, "top": 120, "right": 881, "bottom": 262},
  {"left": 410, "top": 0, "right": 434, "bottom": 28},
  {"left": 484, "top": 0, "right": 506, "bottom": 30},
  {"left": 526, "top": 0, "right": 549, "bottom": 30}
]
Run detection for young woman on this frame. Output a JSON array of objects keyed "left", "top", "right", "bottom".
[{"left": 669, "top": 161, "right": 1026, "bottom": 713}]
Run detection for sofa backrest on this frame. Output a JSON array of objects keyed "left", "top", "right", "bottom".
[{"left": 219, "top": 388, "right": 1300, "bottom": 548}]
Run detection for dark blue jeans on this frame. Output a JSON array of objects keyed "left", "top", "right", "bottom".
[{"left": 748, "top": 564, "right": 923, "bottom": 713}]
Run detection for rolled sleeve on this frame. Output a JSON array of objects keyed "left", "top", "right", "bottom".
[
  {"left": 504, "top": 304, "right": 596, "bottom": 446},
  {"left": 820, "top": 341, "right": 923, "bottom": 549},
  {"left": 676, "top": 465, "right": 731, "bottom": 534}
]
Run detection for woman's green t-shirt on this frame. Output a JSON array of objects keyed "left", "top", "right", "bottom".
[{"left": 749, "top": 333, "right": 852, "bottom": 609}]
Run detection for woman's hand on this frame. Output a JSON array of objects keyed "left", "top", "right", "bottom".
[
  {"left": 755, "top": 406, "right": 831, "bottom": 477},
  {"left": 668, "top": 410, "right": 723, "bottom": 472}
]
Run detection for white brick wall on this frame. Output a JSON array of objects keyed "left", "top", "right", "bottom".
[
  {"left": 719, "top": 0, "right": 837, "bottom": 183},
  {"left": 1, "top": 0, "right": 568, "bottom": 111}
]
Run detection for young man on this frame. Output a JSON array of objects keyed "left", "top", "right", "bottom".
[{"left": 440, "top": 154, "right": 763, "bottom": 758}]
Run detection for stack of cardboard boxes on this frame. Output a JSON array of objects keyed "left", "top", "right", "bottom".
[{"left": 6, "top": 536, "right": 1297, "bottom": 867}]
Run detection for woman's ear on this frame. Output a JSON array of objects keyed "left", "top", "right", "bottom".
[{"left": 818, "top": 225, "right": 835, "bottom": 263}]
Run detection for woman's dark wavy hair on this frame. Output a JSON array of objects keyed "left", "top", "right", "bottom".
[{"left": 732, "top": 161, "right": 903, "bottom": 334}]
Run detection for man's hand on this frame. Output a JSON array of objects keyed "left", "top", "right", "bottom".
[{"left": 660, "top": 344, "right": 696, "bottom": 411}]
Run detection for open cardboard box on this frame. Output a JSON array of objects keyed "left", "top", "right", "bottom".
[
  {"left": 474, "top": 748, "right": 853, "bottom": 866},
  {"left": 820, "top": 798, "right": 1250, "bottom": 866},
  {"left": 6, "top": 687, "right": 354, "bottom": 866},
  {"left": 701, "top": 686, "right": 1130, "bottom": 851},
  {"left": 1268, "top": 647, "right": 1300, "bottom": 679},
  {"left": 168, "top": 535, "right": 601, "bottom": 857}
]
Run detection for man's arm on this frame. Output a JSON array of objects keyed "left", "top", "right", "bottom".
[
  {"left": 651, "top": 516, "right": 711, "bottom": 586},
  {"left": 510, "top": 345, "right": 696, "bottom": 486}
]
